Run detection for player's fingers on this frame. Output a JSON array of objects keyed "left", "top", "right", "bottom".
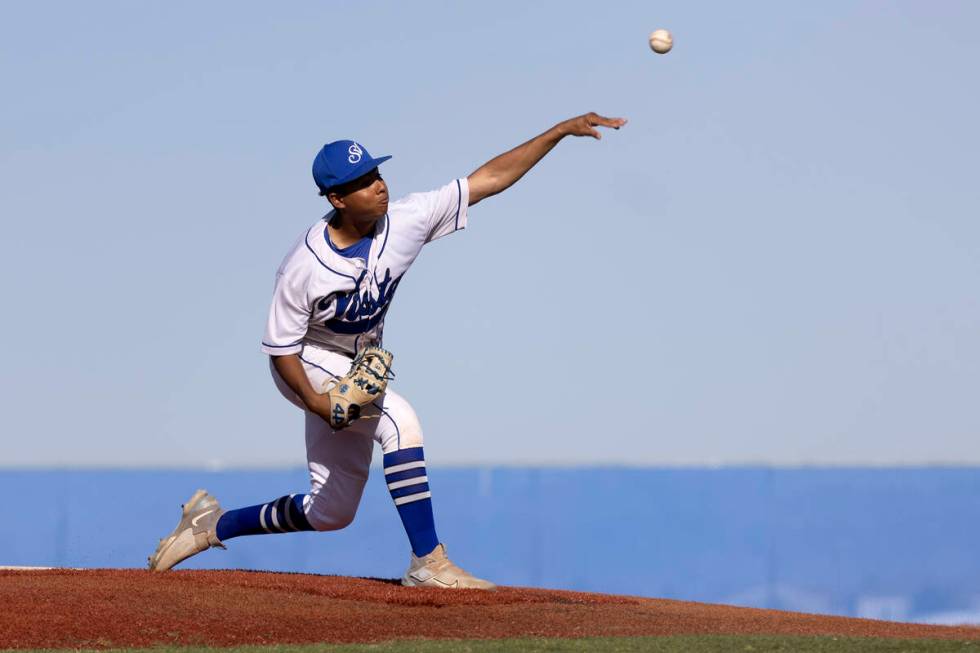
[{"left": 595, "top": 115, "right": 628, "bottom": 129}]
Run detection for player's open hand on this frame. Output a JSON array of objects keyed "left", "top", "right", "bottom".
[{"left": 558, "top": 112, "right": 628, "bottom": 139}]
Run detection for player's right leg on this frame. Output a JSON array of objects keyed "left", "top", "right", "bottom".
[
  {"left": 147, "top": 490, "right": 322, "bottom": 571},
  {"left": 296, "top": 347, "right": 377, "bottom": 531},
  {"left": 148, "top": 350, "right": 365, "bottom": 572},
  {"left": 147, "top": 489, "right": 225, "bottom": 571}
]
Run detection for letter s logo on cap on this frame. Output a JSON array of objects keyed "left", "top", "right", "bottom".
[{"left": 348, "top": 143, "right": 363, "bottom": 164}]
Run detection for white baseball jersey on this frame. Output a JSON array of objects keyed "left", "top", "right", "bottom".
[{"left": 262, "top": 178, "right": 469, "bottom": 358}]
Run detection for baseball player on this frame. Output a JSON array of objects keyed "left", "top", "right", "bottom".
[{"left": 148, "top": 112, "right": 627, "bottom": 588}]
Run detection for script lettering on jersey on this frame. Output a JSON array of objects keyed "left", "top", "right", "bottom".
[{"left": 318, "top": 267, "right": 403, "bottom": 335}]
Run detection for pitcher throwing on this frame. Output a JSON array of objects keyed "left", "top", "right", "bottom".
[{"left": 148, "top": 112, "right": 627, "bottom": 588}]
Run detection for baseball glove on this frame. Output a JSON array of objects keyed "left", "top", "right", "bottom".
[{"left": 322, "top": 346, "right": 394, "bottom": 430}]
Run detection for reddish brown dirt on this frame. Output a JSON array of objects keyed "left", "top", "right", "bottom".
[{"left": 1, "top": 569, "right": 978, "bottom": 649}]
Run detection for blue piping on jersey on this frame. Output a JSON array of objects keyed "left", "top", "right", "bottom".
[
  {"left": 262, "top": 340, "right": 304, "bottom": 349},
  {"left": 298, "top": 353, "right": 402, "bottom": 448},
  {"left": 305, "top": 226, "right": 359, "bottom": 282},
  {"left": 453, "top": 179, "right": 462, "bottom": 231},
  {"left": 377, "top": 214, "right": 390, "bottom": 259}
]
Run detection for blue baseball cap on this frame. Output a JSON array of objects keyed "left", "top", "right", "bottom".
[{"left": 312, "top": 140, "right": 392, "bottom": 192}]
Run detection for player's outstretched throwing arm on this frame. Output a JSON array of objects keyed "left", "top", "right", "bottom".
[{"left": 466, "top": 112, "right": 627, "bottom": 206}]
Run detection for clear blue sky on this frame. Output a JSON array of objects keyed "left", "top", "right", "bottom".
[{"left": 1, "top": 1, "right": 978, "bottom": 467}]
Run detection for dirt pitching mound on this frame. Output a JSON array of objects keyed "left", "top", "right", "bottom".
[{"left": 2, "top": 569, "right": 978, "bottom": 649}]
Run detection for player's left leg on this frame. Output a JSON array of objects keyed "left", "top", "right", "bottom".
[{"left": 374, "top": 390, "right": 495, "bottom": 590}]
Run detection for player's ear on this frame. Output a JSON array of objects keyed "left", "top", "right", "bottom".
[{"left": 326, "top": 191, "right": 345, "bottom": 210}]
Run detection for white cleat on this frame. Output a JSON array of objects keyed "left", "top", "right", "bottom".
[
  {"left": 147, "top": 489, "right": 226, "bottom": 571},
  {"left": 401, "top": 544, "right": 496, "bottom": 590}
]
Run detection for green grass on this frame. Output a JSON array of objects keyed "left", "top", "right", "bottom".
[{"left": 13, "top": 636, "right": 980, "bottom": 653}]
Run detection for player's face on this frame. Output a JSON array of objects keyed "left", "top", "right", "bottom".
[{"left": 329, "top": 168, "right": 389, "bottom": 221}]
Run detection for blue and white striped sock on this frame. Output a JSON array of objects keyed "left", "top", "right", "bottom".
[
  {"left": 384, "top": 447, "right": 439, "bottom": 557},
  {"left": 215, "top": 494, "right": 314, "bottom": 541}
]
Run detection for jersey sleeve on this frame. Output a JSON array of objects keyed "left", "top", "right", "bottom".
[
  {"left": 418, "top": 177, "right": 469, "bottom": 243},
  {"left": 261, "top": 262, "right": 312, "bottom": 356}
]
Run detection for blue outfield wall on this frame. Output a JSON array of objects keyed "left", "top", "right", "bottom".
[{"left": 1, "top": 467, "right": 978, "bottom": 624}]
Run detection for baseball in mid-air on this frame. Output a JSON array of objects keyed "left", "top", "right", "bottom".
[{"left": 649, "top": 29, "right": 673, "bottom": 54}]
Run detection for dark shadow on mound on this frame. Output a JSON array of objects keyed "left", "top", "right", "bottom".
[
  {"left": 356, "top": 576, "right": 403, "bottom": 586},
  {"left": 224, "top": 568, "right": 402, "bottom": 585}
]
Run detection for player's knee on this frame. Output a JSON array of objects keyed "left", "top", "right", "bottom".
[
  {"left": 304, "top": 495, "right": 358, "bottom": 532},
  {"left": 399, "top": 429, "right": 423, "bottom": 450},
  {"left": 377, "top": 398, "right": 424, "bottom": 452},
  {"left": 305, "top": 503, "right": 357, "bottom": 532},
  {"left": 380, "top": 423, "right": 422, "bottom": 452},
  {"left": 313, "top": 511, "right": 355, "bottom": 531}
]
